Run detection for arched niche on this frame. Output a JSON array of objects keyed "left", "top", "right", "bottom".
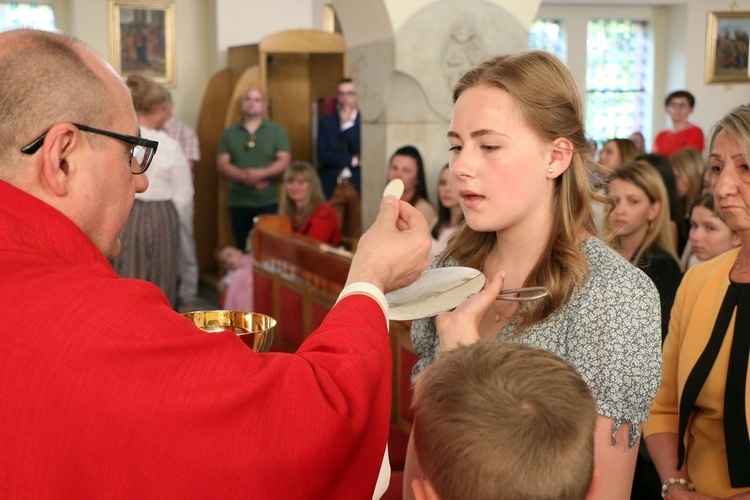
[{"left": 194, "top": 29, "right": 346, "bottom": 276}]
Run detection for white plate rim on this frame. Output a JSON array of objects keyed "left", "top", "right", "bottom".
[{"left": 386, "top": 267, "right": 485, "bottom": 321}]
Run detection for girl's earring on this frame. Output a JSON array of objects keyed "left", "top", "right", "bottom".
[{"left": 547, "top": 168, "right": 554, "bottom": 174}]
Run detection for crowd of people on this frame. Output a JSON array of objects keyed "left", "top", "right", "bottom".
[{"left": 1, "top": 25, "right": 749, "bottom": 500}]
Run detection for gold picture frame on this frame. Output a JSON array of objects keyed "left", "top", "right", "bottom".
[
  {"left": 705, "top": 11, "right": 750, "bottom": 84},
  {"left": 109, "top": 0, "right": 176, "bottom": 87}
]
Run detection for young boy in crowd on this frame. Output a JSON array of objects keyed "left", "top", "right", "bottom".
[
  {"left": 215, "top": 245, "right": 254, "bottom": 311},
  {"left": 410, "top": 342, "right": 597, "bottom": 500}
]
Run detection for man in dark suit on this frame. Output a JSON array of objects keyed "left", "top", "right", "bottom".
[{"left": 317, "top": 78, "right": 361, "bottom": 238}]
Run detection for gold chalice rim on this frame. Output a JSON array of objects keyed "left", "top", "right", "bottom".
[{"left": 182, "top": 310, "right": 276, "bottom": 352}]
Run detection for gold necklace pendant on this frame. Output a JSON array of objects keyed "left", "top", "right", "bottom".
[
  {"left": 246, "top": 137, "right": 256, "bottom": 149},
  {"left": 494, "top": 304, "right": 511, "bottom": 323},
  {"left": 494, "top": 301, "right": 522, "bottom": 323}
]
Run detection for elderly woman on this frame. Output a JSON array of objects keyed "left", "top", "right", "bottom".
[{"left": 644, "top": 104, "right": 750, "bottom": 499}]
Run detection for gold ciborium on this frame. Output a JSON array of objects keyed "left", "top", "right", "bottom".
[{"left": 182, "top": 310, "right": 275, "bottom": 353}]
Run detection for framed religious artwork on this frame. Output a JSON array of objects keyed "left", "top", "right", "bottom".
[
  {"left": 109, "top": 0, "right": 176, "bottom": 87},
  {"left": 705, "top": 11, "right": 750, "bottom": 84}
]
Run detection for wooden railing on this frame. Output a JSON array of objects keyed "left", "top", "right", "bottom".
[
  {"left": 252, "top": 215, "right": 416, "bottom": 433},
  {"left": 252, "top": 215, "right": 347, "bottom": 352}
]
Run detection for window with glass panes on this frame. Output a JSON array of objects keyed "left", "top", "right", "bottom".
[
  {"left": 529, "top": 19, "right": 566, "bottom": 63},
  {"left": 0, "top": 3, "right": 55, "bottom": 31},
  {"left": 585, "top": 19, "right": 649, "bottom": 145}
]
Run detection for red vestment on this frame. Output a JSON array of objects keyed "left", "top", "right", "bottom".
[{"left": 0, "top": 180, "right": 391, "bottom": 498}]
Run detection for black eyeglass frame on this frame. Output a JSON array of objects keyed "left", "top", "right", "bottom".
[{"left": 20, "top": 123, "right": 159, "bottom": 174}]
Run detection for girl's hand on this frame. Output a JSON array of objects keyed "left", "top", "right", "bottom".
[{"left": 436, "top": 270, "right": 505, "bottom": 352}]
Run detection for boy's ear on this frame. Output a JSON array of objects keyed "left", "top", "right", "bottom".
[{"left": 412, "top": 478, "right": 440, "bottom": 500}]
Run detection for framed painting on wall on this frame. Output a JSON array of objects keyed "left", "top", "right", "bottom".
[
  {"left": 109, "top": 0, "right": 175, "bottom": 87},
  {"left": 705, "top": 11, "right": 750, "bottom": 84}
]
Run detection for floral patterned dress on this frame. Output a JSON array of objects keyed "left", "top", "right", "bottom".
[{"left": 411, "top": 237, "right": 662, "bottom": 446}]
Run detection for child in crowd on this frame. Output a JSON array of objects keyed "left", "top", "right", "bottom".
[
  {"left": 605, "top": 161, "right": 683, "bottom": 495},
  {"left": 387, "top": 145, "right": 438, "bottom": 227},
  {"left": 591, "top": 138, "right": 639, "bottom": 229},
  {"left": 628, "top": 131, "right": 646, "bottom": 154},
  {"left": 216, "top": 245, "right": 254, "bottom": 311},
  {"left": 653, "top": 90, "right": 704, "bottom": 155},
  {"left": 599, "top": 138, "right": 639, "bottom": 171},
  {"left": 411, "top": 342, "right": 596, "bottom": 500},
  {"left": 428, "top": 165, "right": 463, "bottom": 263},
  {"left": 680, "top": 194, "right": 741, "bottom": 270},
  {"left": 669, "top": 147, "right": 705, "bottom": 219},
  {"left": 605, "top": 160, "right": 682, "bottom": 341},
  {"left": 638, "top": 153, "right": 688, "bottom": 254}
]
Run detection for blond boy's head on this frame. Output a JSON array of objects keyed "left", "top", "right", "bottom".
[{"left": 411, "top": 342, "right": 596, "bottom": 500}]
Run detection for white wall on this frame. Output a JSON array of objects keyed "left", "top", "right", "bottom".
[
  {"left": 60, "top": 0, "right": 212, "bottom": 128},
  {"left": 385, "top": 0, "right": 540, "bottom": 32},
  {"left": 42, "top": 0, "right": 324, "bottom": 129},
  {"left": 37, "top": 0, "right": 750, "bottom": 147},
  {"left": 215, "top": 0, "right": 316, "bottom": 58}
]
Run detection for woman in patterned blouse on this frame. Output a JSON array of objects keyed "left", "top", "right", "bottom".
[{"left": 403, "top": 51, "right": 662, "bottom": 500}]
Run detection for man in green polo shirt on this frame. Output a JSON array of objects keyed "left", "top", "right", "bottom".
[{"left": 217, "top": 86, "right": 291, "bottom": 249}]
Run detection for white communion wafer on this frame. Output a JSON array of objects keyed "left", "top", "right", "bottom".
[{"left": 382, "top": 178, "right": 405, "bottom": 199}]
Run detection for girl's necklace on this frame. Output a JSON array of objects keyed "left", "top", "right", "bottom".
[{"left": 493, "top": 301, "right": 518, "bottom": 323}]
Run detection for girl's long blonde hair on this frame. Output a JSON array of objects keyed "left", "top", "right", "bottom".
[
  {"left": 605, "top": 160, "right": 677, "bottom": 263},
  {"left": 441, "top": 51, "right": 601, "bottom": 331}
]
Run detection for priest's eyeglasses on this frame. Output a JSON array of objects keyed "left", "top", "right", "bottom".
[{"left": 20, "top": 123, "right": 158, "bottom": 174}]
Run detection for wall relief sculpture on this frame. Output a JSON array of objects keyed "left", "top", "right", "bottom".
[{"left": 396, "top": 0, "right": 527, "bottom": 120}]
